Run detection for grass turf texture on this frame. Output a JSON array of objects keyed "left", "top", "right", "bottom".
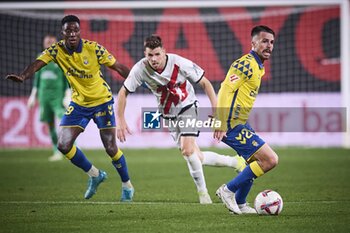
[{"left": 0, "top": 148, "right": 349, "bottom": 233}]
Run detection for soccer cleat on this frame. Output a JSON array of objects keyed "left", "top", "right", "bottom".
[
  {"left": 215, "top": 184, "right": 242, "bottom": 215},
  {"left": 198, "top": 191, "right": 213, "bottom": 204},
  {"left": 84, "top": 170, "right": 107, "bottom": 199},
  {"left": 48, "top": 151, "right": 63, "bottom": 162},
  {"left": 238, "top": 203, "right": 257, "bottom": 214},
  {"left": 121, "top": 186, "right": 134, "bottom": 202}
]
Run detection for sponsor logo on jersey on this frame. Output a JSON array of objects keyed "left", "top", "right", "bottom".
[
  {"left": 229, "top": 74, "right": 239, "bottom": 82},
  {"left": 252, "top": 140, "right": 259, "bottom": 147},
  {"left": 83, "top": 56, "right": 89, "bottom": 65}
]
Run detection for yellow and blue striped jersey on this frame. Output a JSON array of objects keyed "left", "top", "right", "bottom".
[
  {"left": 216, "top": 50, "right": 265, "bottom": 131},
  {"left": 37, "top": 39, "right": 116, "bottom": 107}
]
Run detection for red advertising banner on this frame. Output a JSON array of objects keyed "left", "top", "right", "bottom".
[
  {"left": 0, "top": 97, "right": 52, "bottom": 148},
  {"left": 0, "top": 94, "right": 344, "bottom": 148}
]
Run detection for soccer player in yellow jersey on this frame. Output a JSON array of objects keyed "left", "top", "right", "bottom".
[
  {"left": 5, "top": 15, "right": 134, "bottom": 202},
  {"left": 214, "top": 25, "right": 279, "bottom": 214}
]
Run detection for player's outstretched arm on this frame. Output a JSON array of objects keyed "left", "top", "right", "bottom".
[
  {"left": 109, "top": 61, "right": 130, "bottom": 79},
  {"left": 5, "top": 74, "right": 25, "bottom": 83},
  {"left": 5, "top": 60, "right": 46, "bottom": 83},
  {"left": 116, "top": 86, "right": 132, "bottom": 142}
]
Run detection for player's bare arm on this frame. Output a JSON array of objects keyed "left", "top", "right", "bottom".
[
  {"left": 116, "top": 86, "right": 132, "bottom": 142},
  {"left": 198, "top": 76, "right": 217, "bottom": 116},
  {"left": 109, "top": 61, "right": 130, "bottom": 79},
  {"left": 5, "top": 60, "right": 46, "bottom": 83}
]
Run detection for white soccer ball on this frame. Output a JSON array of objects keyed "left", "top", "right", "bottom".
[{"left": 254, "top": 190, "right": 283, "bottom": 215}]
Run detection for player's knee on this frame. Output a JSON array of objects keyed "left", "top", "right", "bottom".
[
  {"left": 57, "top": 132, "right": 75, "bottom": 154},
  {"left": 181, "top": 146, "right": 194, "bottom": 157},
  {"left": 57, "top": 141, "right": 70, "bottom": 154},
  {"left": 259, "top": 152, "right": 278, "bottom": 172},
  {"left": 268, "top": 153, "right": 279, "bottom": 169},
  {"left": 104, "top": 144, "right": 118, "bottom": 157}
]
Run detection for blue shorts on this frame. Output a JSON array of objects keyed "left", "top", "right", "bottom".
[
  {"left": 222, "top": 123, "right": 265, "bottom": 162},
  {"left": 60, "top": 99, "right": 116, "bottom": 130}
]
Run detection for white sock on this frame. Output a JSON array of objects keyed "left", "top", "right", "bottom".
[
  {"left": 122, "top": 180, "right": 133, "bottom": 188},
  {"left": 184, "top": 153, "right": 207, "bottom": 193},
  {"left": 202, "top": 151, "right": 240, "bottom": 167},
  {"left": 224, "top": 185, "right": 233, "bottom": 193},
  {"left": 87, "top": 165, "right": 99, "bottom": 177}
]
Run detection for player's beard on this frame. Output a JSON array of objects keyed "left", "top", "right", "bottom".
[
  {"left": 151, "top": 63, "right": 160, "bottom": 70},
  {"left": 262, "top": 49, "right": 272, "bottom": 59},
  {"left": 149, "top": 61, "right": 163, "bottom": 71}
]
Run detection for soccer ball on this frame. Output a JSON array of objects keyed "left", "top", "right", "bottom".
[{"left": 254, "top": 190, "right": 283, "bottom": 215}]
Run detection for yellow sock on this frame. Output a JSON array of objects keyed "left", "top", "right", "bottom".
[
  {"left": 250, "top": 161, "right": 264, "bottom": 177},
  {"left": 65, "top": 145, "right": 77, "bottom": 160},
  {"left": 111, "top": 148, "right": 123, "bottom": 161}
]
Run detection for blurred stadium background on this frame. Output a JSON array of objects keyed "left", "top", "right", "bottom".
[
  {"left": 0, "top": 0, "right": 349, "bottom": 149},
  {"left": 0, "top": 1, "right": 349, "bottom": 233}
]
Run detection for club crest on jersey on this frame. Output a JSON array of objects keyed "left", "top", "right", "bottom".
[
  {"left": 229, "top": 74, "right": 239, "bottom": 82},
  {"left": 83, "top": 56, "right": 89, "bottom": 65}
]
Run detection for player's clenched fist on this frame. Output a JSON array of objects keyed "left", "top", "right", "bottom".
[{"left": 5, "top": 74, "right": 24, "bottom": 83}]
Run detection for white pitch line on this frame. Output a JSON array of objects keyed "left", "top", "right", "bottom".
[
  {"left": 0, "top": 200, "right": 347, "bottom": 205},
  {"left": 0, "top": 201, "right": 198, "bottom": 205},
  {"left": 1, "top": 201, "right": 202, "bottom": 205}
]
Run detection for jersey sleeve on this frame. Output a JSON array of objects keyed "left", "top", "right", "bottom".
[
  {"left": 177, "top": 55, "right": 204, "bottom": 83},
  {"left": 36, "top": 48, "right": 54, "bottom": 64},
  {"left": 123, "top": 63, "right": 143, "bottom": 93},
  {"left": 222, "top": 59, "right": 252, "bottom": 91},
  {"left": 95, "top": 43, "right": 116, "bottom": 67}
]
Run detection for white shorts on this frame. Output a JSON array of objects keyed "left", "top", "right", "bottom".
[{"left": 164, "top": 102, "right": 200, "bottom": 147}]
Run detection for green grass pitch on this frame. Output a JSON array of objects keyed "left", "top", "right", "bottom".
[{"left": 0, "top": 147, "right": 349, "bottom": 233}]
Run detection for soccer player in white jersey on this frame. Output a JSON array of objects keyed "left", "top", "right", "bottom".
[{"left": 117, "top": 35, "right": 246, "bottom": 204}]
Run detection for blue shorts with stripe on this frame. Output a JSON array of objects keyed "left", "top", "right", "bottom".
[
  {"left": 60, "top": 99, "right": 116, "bottom": 130},
  {"left": 222, "top": 123, "right": 265, "bottom": 161}
]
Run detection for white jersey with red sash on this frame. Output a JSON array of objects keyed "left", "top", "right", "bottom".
[{"left": 124, "top": 53, "right": 204, "bottom": 117}]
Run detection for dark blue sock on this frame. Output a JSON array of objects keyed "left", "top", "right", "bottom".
[
  {"left": 112, "top": 155, "right": 130, "bottom": 182},
  {"left": 70, "top": 147, "right": 92, "bottom": 172},
  {"left": 226, "top": 165, "right": 256, "bottom": 192},
  {"left": 235, "top": 179, "right": 254, "bottom": 204}
]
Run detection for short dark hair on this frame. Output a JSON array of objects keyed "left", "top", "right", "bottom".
[
  {"left": 61, "top": 15, "right": 80, "bottom": 26},
  {"left": 251, "top": 25, "right": 275, "bottom": 38},
  {"left": 144, "top": 35, "right": 163, "bottom": 50}
]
